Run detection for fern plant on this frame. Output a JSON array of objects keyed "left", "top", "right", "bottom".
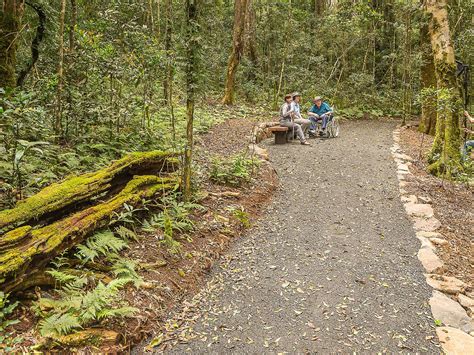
[
  {"left": 210, "top": 154, "right": 259, "bottom": 186},
  {"left": 76, "top": 230, "right": 128, "bottom": 262},
  {"left": 110, "top": 258, "right": 143, "bottom": 288},
  {"left": 141, "top": 197, "right": 203, "bottom": 253},
  {"left": 34, "top": 271, "right": 138, "bottom": 338},
  {"left": 142, "top": 197, "right": 202, "bottom": 234}
]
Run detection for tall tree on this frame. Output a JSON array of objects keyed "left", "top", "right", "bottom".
[
  {"left": 163, "top": 0, "right": 172, "bottom": 104},
  {"left": 16, "top": 1, "right": 46, "bottom": 87},
  {"left": 183, "top": 0, "right": 198, "bottom": 201},
  {"left": 244, "top": 0, "right": 257, "bottom": 83},
  {"left": 418, "top": 20, "right": 437, "bottom": 135},
  {"left": 222, "top": 0, "right": 249, "bottom": 105},
  {"left": 314, "top": 0, "right": 325, "bottom": 16},
  {"left": 425, "top": 0, "right": 463, "bottom": 176},
  {"left": 0, "top": 0, "right": 25, "bottom": 88},
  {"left": 54, "top": 0, "right": 67, "bottom": 137}
]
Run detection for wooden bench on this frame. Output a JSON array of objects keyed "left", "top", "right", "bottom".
[{"left": 268, "top": 126, "right": 289, "bottom": 144}]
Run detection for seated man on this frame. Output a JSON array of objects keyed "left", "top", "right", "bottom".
[{"left": 307, "top": 96, "right": 333, "bottom": 136}]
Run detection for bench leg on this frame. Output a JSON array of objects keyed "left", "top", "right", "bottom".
[{"left": 274, "top": 131, "right": 287, "bottom": 144}]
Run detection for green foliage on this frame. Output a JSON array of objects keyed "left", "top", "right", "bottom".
[
  {"left": 110, "top": 202, "right": 148, "bottom": 226},
  {"left": 34, "top": 269, "right": 138, "bottom": 339},
  {"left": 230, "top": 206, "right": 251, "bottom": 228},
  {"left": 210, "top": 154, "right": 259, "bottom": 187},
  {"left": 76, "top": 230, "right": 128, "bottom": 263},
  {"left": 110, "top": 259, "right": 142, "bottom": 288},
  {"left": 114, "top": 225, "right": 138, "bottom": 242},
  {"left": 161, "top": 210, "right": 181, "bottom": 254},
  {"left": 0, "top": 292, "right": 21, "bottom": 349},
  {"left": 142, "top": 196, "right": 203, "bottom": 253}
]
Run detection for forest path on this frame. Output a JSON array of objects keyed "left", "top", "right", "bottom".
[{"left": 165, "top": 120, "right": 438, "bottom": 353}]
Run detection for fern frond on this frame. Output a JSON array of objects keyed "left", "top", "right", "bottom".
[
  {"left": 111, "top": 259, "right": 143, "bottom": 287},
  {"left": 46, "top": 269, "right": 79, "bottom": 284},
  {"left": 96, "top": 306, "right": 138, "bottom": 320},
  {"left": 39, "top": 313, "right": 82, "bottom": 338},
  {"left": 75, "top": 244, "right": 99, "bottom": 262},
  {"left": 76, "top": 230, "right": 128, "bottom": 262},
  {"left": 115, "top": 225, "right": 138, "bottom": 241}
]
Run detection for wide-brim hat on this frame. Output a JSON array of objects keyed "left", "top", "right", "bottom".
[
  {"left": 313, "top": 96, "right": 322, "bottom": 102},
  {"left": 284, "top": 93, "right": 292, "bottom": 100},
  {"left": 292, "top": 92, "right": 301, "bottom": 99}
]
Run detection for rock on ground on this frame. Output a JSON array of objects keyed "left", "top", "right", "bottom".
[
  {"left": 436, "top": 327, "right": 474, "bottom": 355},
  {"left": 429, "top": 291, "right": 474, "bottom": 333},
  {"left": 426, "top": 275, "right": 467, "bottom": 295}
]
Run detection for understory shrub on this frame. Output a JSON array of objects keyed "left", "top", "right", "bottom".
[{"left": 209, "top": 154, "right": 260, "bottom": 187}]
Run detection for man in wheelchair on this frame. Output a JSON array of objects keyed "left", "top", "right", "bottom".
[{"left": 307, "top": 96, "right": 334, "bottom": 137}]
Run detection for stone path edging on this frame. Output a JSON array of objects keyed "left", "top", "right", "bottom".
[{"left": 392, "top": 127, "right": 474, "bottom": 355}]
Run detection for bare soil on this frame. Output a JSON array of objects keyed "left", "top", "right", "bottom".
[{"left": 399, "top": 125, "right": 473, "bottom": 287}]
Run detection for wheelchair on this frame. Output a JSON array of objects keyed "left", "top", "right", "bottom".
[{"left": 310, "top": 114, "right": 340, "bottom": 138}]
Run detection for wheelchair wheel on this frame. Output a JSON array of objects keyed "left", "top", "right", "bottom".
[{"left": 328, "top": 118, "right": 340, "bottom": 138}]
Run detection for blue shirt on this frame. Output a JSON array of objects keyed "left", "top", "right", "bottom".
[{"left": 309, "top": 102, "right": 332, "bottom": 116}]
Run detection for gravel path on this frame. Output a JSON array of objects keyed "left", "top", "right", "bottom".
[{"left": 166, "top": 120, "right": 438, "bottom": 353}]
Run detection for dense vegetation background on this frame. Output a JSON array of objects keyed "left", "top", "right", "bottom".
[
  {"left": 1, "top": 0, "right": 473, "bottom": 207},
  {"left": 0, "top": 0, "right": 473, "bottom": 350}
]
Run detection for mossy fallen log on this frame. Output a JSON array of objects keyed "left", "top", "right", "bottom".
[
  {"left": 0, "top": 151, "right": 179, "bottom": 232},
  {"left": 1, "top": 175, "right": 179, "bottom": 292}
]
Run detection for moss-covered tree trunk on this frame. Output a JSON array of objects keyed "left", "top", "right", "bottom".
[
  {"left": 0, "top": 151, "right": 180, "bottom": 292},
  {"left": 222, "top": 0, "right": 248, "bottom": 105},
  {"left": 425, "top": 0, "right": 463, "bottom": 177},
  {"left": 0, "top": 0, "right": 25, "bottom": 89},
  {"left": 419, "top": 20, "right": 437, "bottom": 135}
]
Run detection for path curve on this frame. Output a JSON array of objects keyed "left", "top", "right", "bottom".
[{"left": 166, "top": 120, "right": 438, "bottom": 353}]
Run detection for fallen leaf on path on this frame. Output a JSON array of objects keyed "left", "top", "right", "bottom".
[{"left": 145, "top": 333, "right": 163, "bottom": 351}]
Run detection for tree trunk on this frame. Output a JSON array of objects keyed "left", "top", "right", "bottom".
[
  {"left": 314, "top": 0, "right": 325, "bottom": 16},
  {"left": 0, "top": 151, "right": 180, "bottom": 292},
  {"left": 69, "top": 0, "right": 77, "bottom": 52},
  {"left": 425, "top": 0, "right": 463, "bottom": 177},
  {"left": 54, "top": 0, "right": 67, "bottom": 138},
  {"left": 244, "top": 0, "right": 257, "bottom": 83},
  {"left": 419, "top": 20, "right": 437, "bottom": 135},
  {"left": 1, "top": 176, "right": 177, "bottom": 293},
  {"left": 0, "top": 0, "right": 25, "bottom": 89},
  {"left": 183, "top": 0, "right": 198, "bottom": 201},
  {"left": 163, "top": 0, "right": 172, "bottom": 104},
  {"left": 16, "top": 1, "right": 46, "bottom": 87},
  {"left": 222, "top": 0, "right": 248, "bottom": 105},
  {"left": 401, "top": 7, "right": 412, "bottom": 126}
]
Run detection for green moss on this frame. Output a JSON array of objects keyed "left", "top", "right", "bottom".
[
  {"left": 0, "top": 175, "right": 178, "bottom": 280},
  {"left": 427, "top": 86, "right": 463, "bottom": 177},
  {"left": 0, "top": 225, "right": 32, "bottom": 245},
  {"left": 0, "top": 151, "right": 179, "bottom": 231}
]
